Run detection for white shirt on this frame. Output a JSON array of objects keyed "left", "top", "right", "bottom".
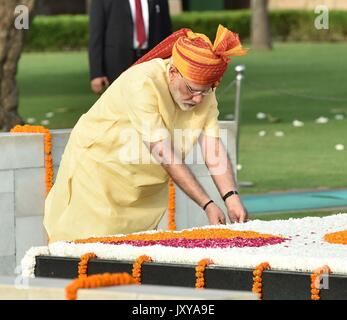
[{"left": 128, "top": 0, "right": 149, "bottom": 49}]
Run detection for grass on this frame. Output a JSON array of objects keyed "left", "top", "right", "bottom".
[
  {"left": 219, "top": 42, "right": 347, "bottom": 194},
  {"left": 17, "top": 43, "right": 347, "bottom": 195},
  {"left": 18, "top": 51, "right": 96, "bottom": 128}
]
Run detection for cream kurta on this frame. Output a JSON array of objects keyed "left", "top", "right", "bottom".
[{"left": 44, "top": 58, "right": 220, "bottom": 242}]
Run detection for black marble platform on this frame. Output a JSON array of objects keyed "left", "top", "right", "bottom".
[{"left": 35, "top": 256, "right": 347, "bottom": 300}]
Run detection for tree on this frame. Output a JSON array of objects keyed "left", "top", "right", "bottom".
[
  {"left": 86, "top": 0, "right": 91, "bottom": 14},
  {"left": 0, "top": 0, "right": 36, "bottom": 131},
  {"left": 251, "top": 0, "right": 272, "bottom": 50}
]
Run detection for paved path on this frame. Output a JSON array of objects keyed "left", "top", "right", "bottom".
[{"left": 241, "top": 189, "right": 347, "bottom": 214}]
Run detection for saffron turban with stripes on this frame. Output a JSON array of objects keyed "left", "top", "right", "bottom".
[{"left": 135, "top": 24, "right": 247, "bottom": 86}]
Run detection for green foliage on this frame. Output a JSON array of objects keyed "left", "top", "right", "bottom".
[
  {"left": 269, "top": 10, "right": 347, "bottom": 41},
  {"left": 24, "top": 10, "right": 347, "bottom": 51},
  {"left": 171, "top": 10, "right": 250, "bottom": 41},
  {"left": 25, "top": 15, "right": 89, "bottom": 51}
]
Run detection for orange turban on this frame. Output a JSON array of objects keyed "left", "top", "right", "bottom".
[{"left": 135, "top": 25, "right": 247, "bottom": 86}]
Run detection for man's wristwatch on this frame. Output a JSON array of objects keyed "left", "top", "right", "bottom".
[{"left": 222, "top": 190, "right": 239, "bottom": 202}]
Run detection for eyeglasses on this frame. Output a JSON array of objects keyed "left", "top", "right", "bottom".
[{"left": 178, "top": 72, "right": 215, "bottom": 97}]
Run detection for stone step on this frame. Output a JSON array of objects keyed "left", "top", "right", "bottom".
[{"left": 0, "top": 276, "right": 257, "bottom": 300}]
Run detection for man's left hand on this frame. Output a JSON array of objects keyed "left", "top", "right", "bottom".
[{"left": 225, "top": 195, "right": 248, "bottom": 223}]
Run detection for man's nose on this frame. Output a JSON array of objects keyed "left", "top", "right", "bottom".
[{"left": 192, "top": 94, "right": 203, "bottom": 104}]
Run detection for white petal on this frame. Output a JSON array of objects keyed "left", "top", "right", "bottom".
[
  {"left": 335, "top": 144, "right": 344, "bottom": 151},
  {"left": 256, "top": 112, "right": 266, "bottom": 120},
  {"left": 293, "top": 120, "right": 304, "bottom": 127},
  {"left": 315, "top": 117, "right": 329, "bottom": 124},
  {"left": 45, "top": 112, "right": 54, "bottom": 118}
]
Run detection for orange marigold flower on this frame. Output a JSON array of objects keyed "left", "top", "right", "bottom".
[
  {"left": 78, "top": 253, "right": 97, "bottom": 278},
  {"left": 74, "top": 228, "right": 282, "bottom": 244},
  {"left": 65, "top": 273, "right": 137, "bottom": 300},
  {"left": 168, "top": 179, "right": 176, "bottom": 231},
  {"left": 195, "top": 258, "right": 213, "bottom": 289},
  {"left": 324, "top": 230, "right": 347, "bottom": 245},
  {"left": 252, "top": 262, "right": 271, "bottom": 299},
  {"left": 132, "top": 255, "right": 152, "bottom": 284},
  {"left": 311, "top": 289, "right": 319, "bottom": 295},
  {"left": 253, "top": 270, "right": 262, "bottom": 277}
]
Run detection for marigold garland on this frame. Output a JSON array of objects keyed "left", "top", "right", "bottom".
[
  {"left": 10, "top": 125, "right": 53, "bottom": 196},
  {"left": 74, "top": 228, "right": 283, "bottom": 244},
  {"left": 65, "top": 272, "right": 137, "bottom": 300},
  {"left": 195, "top": 258, "right": 213, "bottom": 288},
  {"left": 252, "top": 262, "right": 271, "bottom": 299},
  {"left": 132, "top": 255, "right": 152, "bottom": 284},
  {"left": 168, "top": 178, "right": 176, "bottom": 231},
  {"left": 324, "top": 230, "right": 347, "bottom": 245},
  {"left": 78, "top": 253, "right": 97, "bottom": 278},
  {"left": 310, "top": 265, "right": 331, "bottom": 300}
]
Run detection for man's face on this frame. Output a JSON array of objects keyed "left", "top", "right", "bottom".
[{"left": 168, "top": 66, "right": 214, "bottom": 111}]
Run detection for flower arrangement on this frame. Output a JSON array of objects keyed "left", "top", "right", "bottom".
[
  {"left": 252, "top": 262, "right": 271, "bottom": 299},
  {"left": 195, "top": 258, "right": 214, "bottom": 288},
  {"left": 78, "top": 253, "right": 97, "bottom": 278},
  {"left": 65, "top": 272, "right": 137, "bottom": 300},
  {"left": 132, "top": 255, "right": 152, "bottom": 284},
  {"left": 10, "top": 125, "right": 53, "bottom": 195},
  {"left": 168, "top": 178, "right": 176, "bottom": 231},
  {"left": 324, "top": 230, "right": 347, "bottom": 245},
  {"left": 74, "top": 228, "right": 285, "bottom": 249},
  {"left": 22, "top": 214, "right": 347, "bottom": 294}
]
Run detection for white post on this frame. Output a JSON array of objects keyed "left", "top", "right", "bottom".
[
  {"left": 234, "top": 64, "right": 245, "bottom": 167},
  {"left": 234, "top": 65, "right": 254, "bottom": 188}
]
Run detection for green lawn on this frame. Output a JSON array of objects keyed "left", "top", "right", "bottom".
[
  {"left": 250, "top": 209, "right": 342, "bottom": 221},
  {"left": 17, "top": 43, "right": 347, "bottom": 195},
  {"left": 18, "top": 51, "right": 96, "bottom": 129}
]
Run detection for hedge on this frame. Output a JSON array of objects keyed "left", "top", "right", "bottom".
[
  {"left": 24, "top": 10, "right": 347, "bottom": 51},
  {"left": 25, "top": 15, "right": 89, "bottom": 51}
]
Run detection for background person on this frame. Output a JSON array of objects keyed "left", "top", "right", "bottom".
[{"left": 89, "top": 0, "right": 172, "bottom": 94}]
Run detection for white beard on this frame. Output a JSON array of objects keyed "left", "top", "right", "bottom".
[
  {"left": 176, "top": 101, "right": 197, "bottom": 112},
  {"left": 170, "top": 79, "right": 197, "bottom": 112}
]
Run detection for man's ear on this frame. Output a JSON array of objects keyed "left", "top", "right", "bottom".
[{"left": 168, "top": 65, "right": 178, "bottom": 82}]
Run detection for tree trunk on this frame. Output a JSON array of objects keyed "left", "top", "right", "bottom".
[
  {"left": 251, "top": 0, "right": 272, "bottom": 50},
  {"left": 86, "top": 0, "right": 91, "bottom": 14},
  {"left": 0, "top": 0, "right": 36, "bottom": 131}
]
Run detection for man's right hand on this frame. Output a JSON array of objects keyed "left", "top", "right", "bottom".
[
  {"left": 205, "top": 202, "right": 226, "bottom": 225},
  {"left": 91, "top": 77, "right": 109, "bottom": 94}
]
